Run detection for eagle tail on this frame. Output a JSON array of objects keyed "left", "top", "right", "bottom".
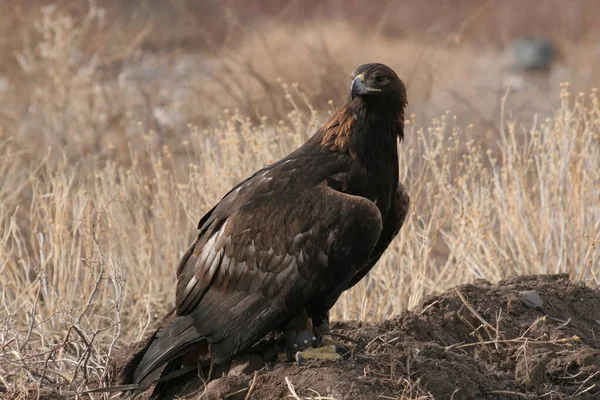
[{"left": 121, "top": 315, "right": 205, "bottom": 395}]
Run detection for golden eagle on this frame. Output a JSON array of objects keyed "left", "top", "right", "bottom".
[{"left": 123, "top": 63, "right": 409, "bottom": 394}]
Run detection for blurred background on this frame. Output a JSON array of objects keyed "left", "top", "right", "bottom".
[{"left": 1, "top": 0, "right": 599, "bottom": 160}]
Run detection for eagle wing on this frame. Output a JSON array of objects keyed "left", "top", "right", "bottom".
[
  {"left": 174, "top": 154, "right": 383, "bottom": 362},
  {"left": 345, "top": 182, "right": 410, "bottom": 289}
]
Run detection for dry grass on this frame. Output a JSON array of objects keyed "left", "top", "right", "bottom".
[{"left": 1, "top": 1, "right": 599, "bottom": 398}]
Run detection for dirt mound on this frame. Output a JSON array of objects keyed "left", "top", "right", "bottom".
[{"left": 110, "top": 274, "right": 600, "bottom": 399}]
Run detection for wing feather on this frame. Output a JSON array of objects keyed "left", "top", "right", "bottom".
[{"left": 172, "top": 148, "right": 382, "bottom": 363}]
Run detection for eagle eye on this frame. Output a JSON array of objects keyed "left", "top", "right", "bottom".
[{"left": 373, "top": 75, "right": 388, "bottom": 85}]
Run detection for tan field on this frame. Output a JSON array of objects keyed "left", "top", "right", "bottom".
[{"left": 1, "top": 1, "right": 599, "bottom": 398}]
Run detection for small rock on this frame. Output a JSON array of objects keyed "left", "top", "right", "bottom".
[
  {"left": 295, "top": 351, "right": 304, "bottom": 366},
  {"left": 518, "top": 290, "right": 544, "bottom": 311},
  {"left": 504, "top": 37, "right": 556, "bottom": 71}
]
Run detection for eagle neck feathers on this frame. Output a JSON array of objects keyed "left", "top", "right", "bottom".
[{"left": 319, "top": 100, "right": 404, "bottom": 165}]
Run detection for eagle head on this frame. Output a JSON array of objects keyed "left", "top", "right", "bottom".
[{"left": 350, "top": 63, "right": 407, "bottom": 110}]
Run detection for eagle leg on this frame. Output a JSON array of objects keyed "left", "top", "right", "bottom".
[
  {"left": 278, "top": 310, "right": 348, "bottom": 363},
  {"left": 281, "top": 309, "right": 317, "bottom": 352},
  {"left": 312, "top": 311, "right": 330, "bottom": 344},
  {"left": 312, "top": 311, "right": 351, "bottom": 350},
  {"left": 283, "top": 329, "right": 317, "bottom": 351}
]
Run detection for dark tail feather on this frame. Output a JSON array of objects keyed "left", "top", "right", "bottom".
[
  {"left": 121, "top": 315, "right": 205, "bottom": 395},
  {"left": 148, "top": 359, "right": 184, "bottom": 399},
  {"left": 119, "top": 332, "right": 157, "bottom": 387}
]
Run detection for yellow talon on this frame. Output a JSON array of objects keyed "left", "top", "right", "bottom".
[
  {"left": 277, "top": 344, "right": 342, "bottom": 364},
  {"left": 296, "top": 344, "right": 341, "bottom": 360}
]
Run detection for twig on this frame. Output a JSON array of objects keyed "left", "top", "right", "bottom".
[
  {"left": 487, "top": 390, "right": 533, "bottom": 398},
  {"left": 70, "top": 324, "right": 96, "bottom": 386},
  {"left": 327, "top": 332, "right": 360, "bottom": 345},
  {"left": 417, "top": 300, "right": 440, "bottom": 316},
  {"left": 447, "top": 336, "right": 579, "bottom": 350},
  {"left": 285, "top": 377, "right": 301, "bottom": 400},
  {"left": 572, "top": 370, "right": 599, "bottom": 396},
  {"left": 364, "top": 334, "right": 387, "bottom": 351},
  {"left": 39, "top": 326, "right": 73, "bottom": 387},
  {"left": 244, "top": 371, "right": 258, "bottom": 400},
  {"left": 103, "top": 258, "right": 125, "bottom": 380},
  {"left": 455, "top": 288, "right": 500, "bottom": 345},
  {"left": 77, "top": 196, "right": 119, "bottom": 325},
  {"left": 284, "top": 377, "right": 336, "bottom": 400},
  {"left": 457, "top": 312, "right": 488, "bottom": 352},
  {"left": 21, "top": 283, "right": 41, "bottom": 351}
]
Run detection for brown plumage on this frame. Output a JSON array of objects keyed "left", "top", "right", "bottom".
[{"left": 123, "top": 63, "right": 410, "bottom": 395}]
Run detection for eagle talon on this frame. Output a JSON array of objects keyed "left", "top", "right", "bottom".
[
  {"left": 276, "top": 341, "right": 348, "bottom": 363},
  {"left": 276, "top": 329, "right": 318, "bottom": 363},
  {"left": 334, "top": 344, "right": 351, "bottom": 358},
  {"left": 294, "top": 344, "right": 343, "bottom": 361},
  {"left": 277, "top": 344, "right": 343, "bottom": 364},
  {"left": 315, "top": 335, "right": 352, "bottom": 358}
]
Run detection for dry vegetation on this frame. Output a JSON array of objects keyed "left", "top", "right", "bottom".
[{"left": 1, "top": 1, "right": 599, "bottom": 398}]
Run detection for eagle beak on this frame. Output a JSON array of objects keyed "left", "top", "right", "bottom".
[{"left": 351, "top": 73, "right": 381, "bottom": 99}]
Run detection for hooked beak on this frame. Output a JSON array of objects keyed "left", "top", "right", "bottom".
[{"left": 351, "top": 73, "right": 381, "bottom": 99}]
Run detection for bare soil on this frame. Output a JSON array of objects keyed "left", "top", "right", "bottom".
[{"left": 104, "top": 274, "right": 600, "bottom": 399}]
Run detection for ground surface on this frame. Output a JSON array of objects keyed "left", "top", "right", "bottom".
[{"left": 105, "top": 274, "right": 600, "bottom": 400}]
